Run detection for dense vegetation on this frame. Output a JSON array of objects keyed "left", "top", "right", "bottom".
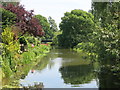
[
  {"left": 73, "top": 2, "right": 120, "bottom": 62},
  {"left": 57, "top": 2, "right": 119, "bottom": 63},
  {"left": 3, "top": 3, "right": 44, "bottom": 36},
  {"left": 58, "top": 9, "right": 94, "bottom": 48},
  {"left": 0, "top": 1, "right": 120, "bottom": 88},
  {"left": 57, "top": 2, "right": 120, "bottom": 88},
  {"left": 0, "top": 3, "right": 50, "bottom": 79},
  {"left": 34, "top": 15, "right": 58, "bottom": 40}
]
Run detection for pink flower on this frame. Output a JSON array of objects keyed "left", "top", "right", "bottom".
[{"left": 31, "top": 44, "right": 34, "bottom": 47}]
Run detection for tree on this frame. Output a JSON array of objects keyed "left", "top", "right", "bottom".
[
  {"left": 3, "top": 3, "right": 44, "bottom": 36},
  {"left": 0, "top": 8, "right": 16, "bottom": 42},
  {"left": 0, "top": 8, "right": 16, "bottom": 29},
  {"left": 91, "top": 2, "right": 120, "bottom": 61},
  {"left": 48, "top": 16, "right": 58, "bottom": 32},
  {"left": 34, "top": 15, "right": 54, "bottom": 39},
  {"left": 59, "top": 9, "right": 95, "bottom": 48}
]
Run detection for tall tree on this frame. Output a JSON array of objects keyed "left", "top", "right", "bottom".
[
  {"left": 59, "top": 9, "right": 95, "bottom": 48},
  {"left": 91, "top": 2, "right": 120, "bottom": 61}
]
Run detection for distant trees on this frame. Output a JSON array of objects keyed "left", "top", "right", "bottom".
[
  {"left": 48, "top": 16, "right": 58, "bottom": 32},
  {"left": 58, "top": 9, "right": 94, "bottom": 48},
  {"left": 34, "top": 15, "right": 54, "bottom": 39},
  {"left": 34, "top": 15, "right": 58, "bottom": 40}
]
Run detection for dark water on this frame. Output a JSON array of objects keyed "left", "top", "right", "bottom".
[{"left": 20, "top": 49, "right": 99, "bottom": 88}]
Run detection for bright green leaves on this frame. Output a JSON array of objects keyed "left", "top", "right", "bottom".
[
  {"left": 34, "top": 15, "right": 54, "bottom": 39},
  {"left": 59, "top": 9, "right": 95, "bottom": 48},
  {"left": 2, "top": 27, "right": 14, "bottom": 44},
  {"left": 2, "top": 26, "right": 20, "bottom": 54}
]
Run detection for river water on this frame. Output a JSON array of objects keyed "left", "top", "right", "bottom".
[
  {"left": 2, "top": 49, "right": 120, "bottom": 88},
  {"left": 20, "top": 49, "right": 99, "bottom": 88}
]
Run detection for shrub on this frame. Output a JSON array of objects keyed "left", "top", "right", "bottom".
[{"left": 0, "top": 8, "right": 16, "bottom": 29}]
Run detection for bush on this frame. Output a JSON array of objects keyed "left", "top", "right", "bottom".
[
  {"left": 74, "top": 42, "right": 98, "bottom": 61},
  {"left": 2, "top": 26, "right": 20, "bottom": 77},
  {"left": 0, "top": 8, "right": 16, "bottom": 29}
]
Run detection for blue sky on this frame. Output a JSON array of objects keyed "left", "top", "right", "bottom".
[{"left": 20, "top": 0, "right": 92, "bottom": 27}]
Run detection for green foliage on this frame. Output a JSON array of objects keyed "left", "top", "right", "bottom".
[
  {"left": 21, "top": 51, "right": 35, "bottom": 64},
  {"left": 25, "top": 36, "right": 36, "bottom": 44},
  {"left": 74, "top": 2, "right": 120, "bottom": 62},
  {"left": 91, "top": 2, "right": 120, "bottom": 61},
  {"left": 1, "top": 26, "right": 20, "bottom": 77},
  {"left": 34, "top": 15, "right": 54, "bottom": 39},
  {"left": 59, "top": 9, "right": 95, "bottom": 48},
  {"left": 2, "top": 34, "right": 50, "bottom": 77},
  {"left": 1, "top": 3, "right": 51, "bottom": 79},
  {"left": 1, "top": 2, "right": 19, "bottom": 7},
  {"left": 25, "top": 35, "right": 41, "bottom": 46},
  {"left": 0, "top": 8, "right": 16, "bottom": 29},
  {"left": 20, "top": 41, "right": 50, "bottom": 64},
  {"left": 2, "top": 27, "right": 14, "bottom": 44},
  {"left": 2, "top": 27, "right": 20, "bottom": 54},
  {"left": 74, "top": 42, "right": 98, "bottom": 61},
  {"left": 2, "top": 60, "right": 13, "bottom": 77},
  {"left": 48, "top": 16, "right": 58, "bottom": 32},
  {"left": 52, "top": 31, "right": 62, "bottom": 46}
]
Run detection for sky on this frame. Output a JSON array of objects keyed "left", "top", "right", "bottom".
[{"left": 20, "top": 0, "right": 92, "bottom": 28}]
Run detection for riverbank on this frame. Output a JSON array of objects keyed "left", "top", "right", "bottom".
[{"left": 2, "top": 44, "right": 50, "bottom": 88}]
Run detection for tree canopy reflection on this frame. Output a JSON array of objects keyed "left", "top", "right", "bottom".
[{"left": 59, "top": 64, "right": 95, "bottom": 85}]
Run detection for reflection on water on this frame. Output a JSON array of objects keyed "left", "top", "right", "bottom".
[
  {"left": 2, "top": 49, "right": 120, "bottom": 88},
  {"left": 99, "top": 67, "right": 120, "bottom": 88},
  {"left": 59, "top": 64, "right": 95, "bottom": 85},
  {"left": 20, "top": 49, "right": 98, "bottom": 88},
  {"left": 97, "top": 56, "right": 120, "bottom": 88}
]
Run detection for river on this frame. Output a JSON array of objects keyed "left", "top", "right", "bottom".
[
  {"left": 2, "top": 49, "right": 120, "bottom": 88},
  {"left": 20, "top": 49, "right": 99, "bottom": 88}
]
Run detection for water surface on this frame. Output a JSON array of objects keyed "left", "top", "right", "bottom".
[{"left": 20, "top": 49, "right": 99, "bottom": 88}]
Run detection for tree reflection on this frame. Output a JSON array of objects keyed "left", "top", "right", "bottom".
[
  {"left": 59, "top": 64, "right": 95, "bottom": 85},
  {"left": 33, "top": 50, "right": 58, "bottom": 71},
  {"left": 98, "top": 60, "right": 120, "bottom": 88},
  {"left": 99, "top": 67, "right": 120, "bottom": 88}
]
